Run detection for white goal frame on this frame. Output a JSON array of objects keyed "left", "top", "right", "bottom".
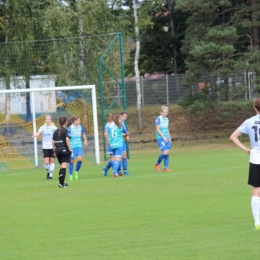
[{"left": 0, "top": 85, "right": 100, "bottom": 166}]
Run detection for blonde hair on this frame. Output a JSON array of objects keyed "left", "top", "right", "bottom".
[
  {"left": 108, "top": 114, "right": 113, "bottom": 123},
  {"left": 45, "top": 114, "right": 52, "bottom": 119},
  {"left": 161, "top": 106, "right": 169, "bottom": 112}
]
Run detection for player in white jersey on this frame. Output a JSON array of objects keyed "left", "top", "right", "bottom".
[
  {"left": 230, "top": 98, "right": 260, "bottom": 230},
  {"left": 32, "top": 114, "right": 57, "bottom": 179},
  {"left": 154, "top": 106, "right": 172, "bottom": 172}
]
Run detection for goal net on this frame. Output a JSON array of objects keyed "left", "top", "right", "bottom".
[{"left": 0, "top": 84, "right": 100, "bottom": 170}]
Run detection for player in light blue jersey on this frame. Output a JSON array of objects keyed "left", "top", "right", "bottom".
[
  {"left": 102, "top": 114, "right": 114, "bottom": 176},
  {"left": 230, "top": 98, "right": 260, "bottom": 230},
  {"left": 154, "top": 106, "right": 172, "bottom": 172},
  {"left": 32, "top": 114, "right": 57, "bottom": 179},
  {"left": 105, "top": 114, "right": 128, "bottom": 178},
  {"left": 67, "top": 116, "right": 88, "bottom": 180},
  {"left": 119, "top": 111, "right": 130, "bottom": 175}
]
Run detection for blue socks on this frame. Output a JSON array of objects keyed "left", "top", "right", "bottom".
[
  {"left": 164, "top": 154, "right": 169, "bottom": 168},
  {"left": 156, "top": 154, "right": 165, "bottom": 165},
  {"left": 156, "top": 154, "right": 169, "bottom": 168},
  {"left": 105, "top": 160, "right": 112, "bottom": 170},
  {"left": 69, "top": 162, "right": 73, "bottom": 175},
  {"left": 69, "top": 161, "right": 82, "bottom": 175},
  {"left": 122, "top": 158, "right": 128, "bottom": 171},
  {"left": 76, "top": 161, "right": 82, "bottom": 171},
  {"left": 112, "top": 161, "right": 120, "bottom": 174}
]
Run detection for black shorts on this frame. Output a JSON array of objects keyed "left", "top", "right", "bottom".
[
  {"left": 43, "top": 149, "right": 55, "bottom": 158},
  {"left": 248, "top": 163, "right": 260, "bottom": 187},
  {"left": 55, "top": 147, "right": 71, "bottom": 164}
]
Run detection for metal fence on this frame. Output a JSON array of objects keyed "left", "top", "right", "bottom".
[
  {"left": 117, "top": 72, "right": 255, "bottom": 107},
  {"left": 125, "top": 74, "right": 190, "bottom": 106}
]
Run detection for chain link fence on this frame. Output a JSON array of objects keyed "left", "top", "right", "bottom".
[{"left": 111, "top": 73, "right": 255, "bottom": 108}]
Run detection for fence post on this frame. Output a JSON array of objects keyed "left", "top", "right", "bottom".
[
  {"left": 31, "top": 91, "right": 38, "bottom": 167},
  {"left": 166, "top": 74, "right": 169, "bottom": 105},
  {"left": 117, "top": 84, "right": 121, "bottom": 106},
  {"left": 244, "top": 70, "right": 247, "bottom": 100}
]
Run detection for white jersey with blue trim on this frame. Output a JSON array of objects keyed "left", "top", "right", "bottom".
[
  {"left": 155, "top": 115, "right": 170, "bottom": 139},
  {"left": 38, "top": 124, "right": 57, "bottom": 149},
  {"left": 238, "top": 114, "right": 260, "bottom": 164}
]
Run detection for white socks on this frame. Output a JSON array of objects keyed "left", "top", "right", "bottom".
[
  {"left": 44, "top": 164, "right": 49, "bottom": 172},
  {"left": 49, "top": 163, "right": 55, "bottom": 177},
  {"left": 251, "top": 196, "right": 260, "bottom": 225}
]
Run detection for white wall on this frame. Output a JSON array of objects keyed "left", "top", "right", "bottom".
[{"left": 0, "top": 75, "right": 56, "bottom": 114}]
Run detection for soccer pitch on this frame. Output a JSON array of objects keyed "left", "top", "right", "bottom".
[{"left": 0, "top": 142, "right": 258, "bottom": 260}]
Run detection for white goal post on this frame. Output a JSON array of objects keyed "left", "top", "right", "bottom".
[{"left": 0, "top": 85, "right": 100, "bottom": 169}]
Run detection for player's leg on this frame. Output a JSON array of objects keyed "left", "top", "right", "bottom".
[
  {"left": 112, "top": 158, "right": 121, "bottom": 177},
  {"left": 122, "top": 142, "right": 130, "bottom": 175},
  {"left": 163, "top": 141, "right": 172, "bottom": 172},
  {"left": 69, "top": 157, "right": 74, "bottom": 180},
  {"left": 162, "top": 151, "right": 172, "bottom": 172},
  {"left": 248, "top": 163, "right": 260, "bottom": 230},
  {"left": 102, "top": 146, "right": 113, "bottom": 176},
  {"left": 59, "top": 162, "right": 69, "bottom": 188},
  {"left": 74, "top": 149, "right": 83, "bottom": 180},
  {"left": 122, "top": 152, "right": 128, "bottom": 174},
  {"left": 154, "top": 139, "right": 165, "bottom": 172},
  {"left": 47, "top": 149, "right": 55, "bottom": 179},
  {"left": 57, "top": 149, "right": 71, "bottom": 188},
  {"left": 103, "top": 155, "right": 113, "bottom": 176},
  {"left": 43, "top": 149, "right": 50, "bottom": 179},
  {"left": 55, "top": 150, "right": 65, "bottom": 187},
  {"left": 112, "top": 147, "right": 123, "bottom": 178},
  {"left": 251, "top": 187, "right": 260, "bottom": 230},
  {"left": 48, "top": 156, "right": 55, "bottom": 179}
]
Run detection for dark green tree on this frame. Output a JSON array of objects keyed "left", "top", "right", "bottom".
[
  {"left": 176, "top": 0, "right": 260, "bottom": 93},
  {"left": 124, "top": 0, "right": 188, "bottom": 75},
  {"left": 0, "top": 0, "right": 54, "bottom": 122}
]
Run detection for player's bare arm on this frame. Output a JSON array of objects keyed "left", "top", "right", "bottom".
[
  {"left": 66, "top": 137, "right": 72, "bottom": 152},
  {"left": 82, "top": 132, "right": 88, "bottom": 146},
  {"left": 104, "top": 131, "right": 110, "bottom": 145},
  {"left": 156, "top": 125, "right": 168, "bottom": 142},
  {"left": 230, "top": 128, "right": 250, "bottom": 155},
  {"left": 32, "top": 131, "right": 41, "bottom": 138}
]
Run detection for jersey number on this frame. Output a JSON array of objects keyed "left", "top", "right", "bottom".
[
  {"left": 252, "top": 125, "right": 260, "bottom": 141},
  {"left": 111, "top": 129, "right": 118, "bottom": 139}
]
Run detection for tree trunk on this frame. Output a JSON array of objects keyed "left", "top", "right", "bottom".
[
  {"left": 167, "top": 0, "right": 180, "bottom": 100},
  {"left": 133, "top": 0, "right": 143, "bottom": 129},
  {"left": 77, "top": 0, "right": 86, "bottom": 83},
  {"left": 25, "top": 76, "right": 32, "bottom": 122},
  {"left": 167, "top": 0, "right": 178, "bottom": 74},
  {"left": 250, "top": 0, "right": 259, "bottom": 47}
]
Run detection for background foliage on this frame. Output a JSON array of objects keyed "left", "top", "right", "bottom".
[{"left": 0, "top": 0, "right": 260, "bottom": 115}]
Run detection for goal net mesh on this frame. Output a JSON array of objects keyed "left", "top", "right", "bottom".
[{"left": 0, "top": 88, "right": 96, "bottom": 170}]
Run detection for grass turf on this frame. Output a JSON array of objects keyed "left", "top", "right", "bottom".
[{"left": 0, "top": 142, "right": 258, "bottom": 260}]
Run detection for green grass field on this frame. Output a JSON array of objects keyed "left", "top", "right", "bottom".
[{"left": 0, "top": 142, "right": 258, "bottom": 260}]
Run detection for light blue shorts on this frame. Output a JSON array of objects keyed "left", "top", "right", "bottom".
[
  {"left": 107, "top": 145, "right": 113, "bottom": 155},
  {"left": 112, "top": 146, "right": 124, "bottom": 157},
  {"left": 156, "top": 138, "right": 171, "bottom": 152},
  {"left": 71, "top": 148, "right": 83, "bottom": 159}
]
